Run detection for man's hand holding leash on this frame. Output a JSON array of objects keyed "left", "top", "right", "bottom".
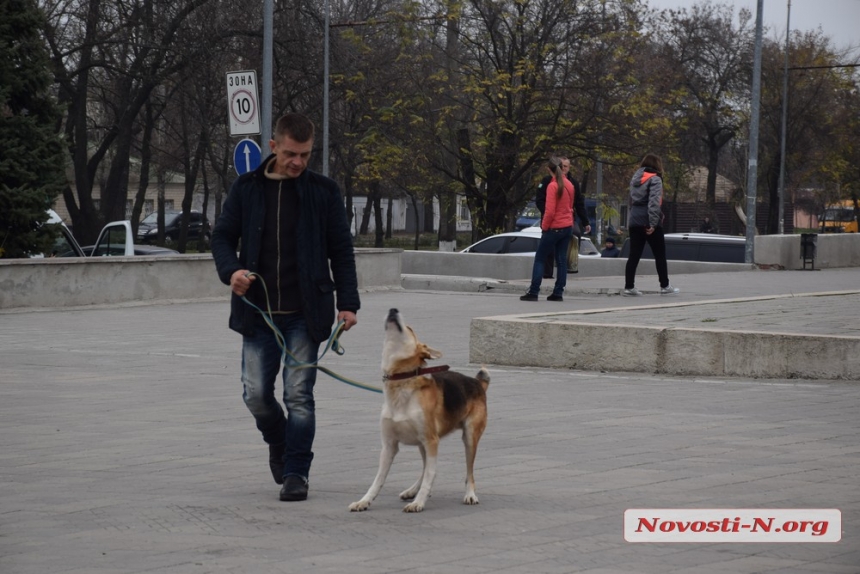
[
  {"left": 230, "top": 269, "right": 256, "bottom": 296},
  {"left": 337, "top": 311, "right": 358, "bottom": 331}
]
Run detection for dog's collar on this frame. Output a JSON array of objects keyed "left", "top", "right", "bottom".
[{"left": 383, "top": 365, "right": 450, "bottom": 381}]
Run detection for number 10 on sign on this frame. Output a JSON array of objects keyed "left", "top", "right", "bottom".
[{"left": 226, "top": 71, "right": 261, "bottom": 136}]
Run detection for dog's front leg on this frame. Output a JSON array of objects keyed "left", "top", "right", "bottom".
[
  {"left": 402, "top": 438, "right": 438, "bottom": 513},
  {"left": 349, "top": 439, "right": 398, "bottom": 512},
  {"left": 399, "top": 443, "right": 427, "bottom": 500}
]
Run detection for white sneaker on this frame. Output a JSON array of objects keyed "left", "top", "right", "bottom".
[
  {"left": 660, "top": 285, "right": 680, "bottom": 295},
  {"left": 622, "top": 288, "right": 642, "bottom": 297}
]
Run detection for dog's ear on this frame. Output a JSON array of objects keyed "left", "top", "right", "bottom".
[{"left": 420, "top": 343, "right": 443, "bottom": 360}]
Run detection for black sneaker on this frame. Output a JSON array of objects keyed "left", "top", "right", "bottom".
[
  {"left": 269, "top": 443, "right": 285, "bottom": 485},
  {"left": 279, "top": 475, "right": 309, "bottom": 501},
  {"left": 547, "top": 294, "right": 563, "bottom": 302},
  {"left": 520, "top": 293, "right": 538, "bottom": 301}
]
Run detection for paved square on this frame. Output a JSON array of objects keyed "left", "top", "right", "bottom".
[{"left": 1, "top": 272, "right": 858, "bottom": 573}]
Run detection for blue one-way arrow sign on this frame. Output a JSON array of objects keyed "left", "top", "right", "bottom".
[{"left": 233, "top": 138, "right": 263, "bottom": 175}]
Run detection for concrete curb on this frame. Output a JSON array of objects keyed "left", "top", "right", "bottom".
[{"left": 470, "top": 292, "right": 860, "bottom": 381}]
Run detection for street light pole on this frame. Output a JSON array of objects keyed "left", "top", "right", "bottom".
[
  {"left": 745, "top": 0, "right": 764, "bottom": 263},
  {"left": 262, "top": 0, "right": 273, "bottom": 148},
  {"left": 777, "top": 0, "right": 791, "bottom": 235},
  {"left": 323, "top": 0, "right": 330, "bottom": 176}
]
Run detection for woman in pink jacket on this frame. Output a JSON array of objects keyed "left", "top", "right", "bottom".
[{"left": 521, "top": 157, "right": 574, "bottom": 302}]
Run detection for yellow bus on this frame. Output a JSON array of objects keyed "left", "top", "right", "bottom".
[{"left": 820, "top": 200, "right": 858, "bottom": 233}]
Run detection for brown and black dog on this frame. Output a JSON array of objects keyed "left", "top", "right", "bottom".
[{"left": 349, "top": 308, "right": 489, "bottom": 513}]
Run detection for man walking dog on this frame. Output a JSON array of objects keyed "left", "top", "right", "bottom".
[{"left": 212, "top": 113, "right": 360, "bottom": 502}]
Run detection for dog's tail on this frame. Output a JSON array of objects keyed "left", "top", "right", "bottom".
[{"left": 476, "top": 366, "right": 490, "bottom": 392}]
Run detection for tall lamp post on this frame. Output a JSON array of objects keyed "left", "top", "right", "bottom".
[
  {"left": 262, "top": 0, "right": 329, "bottom": 157},
  {"left": 322, "top": 0, "right": 330, "bottom": 176},
  {"left": 777, "top": 0, "right": 791, "bottom": 235},
  {"left": 745, "top": 0, "right": 764, "bottom": 263},
  {"left": 262, "top": 0, "right": 273, "bottom": 147}
]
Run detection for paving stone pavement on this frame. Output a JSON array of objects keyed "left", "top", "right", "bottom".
[{"left": 1, "top": 267, "right": 859, "bottom": 574}]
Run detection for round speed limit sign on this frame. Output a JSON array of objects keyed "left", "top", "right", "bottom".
[
  {"left": 231, "top": 89, "right": 256, "bottom": 125},
  {"left": 226, "top": 71, "right": 261, "bottom": 136}
]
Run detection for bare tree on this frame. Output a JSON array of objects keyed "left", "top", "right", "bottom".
[
  {"left": 41, "top": 0, "right": 218, "bottom": 243},
  {"left": 391, "top": 0, "right": 655, "bottom": 237},
  {"left": 656, "top": 1, "right": 755, "bottom": 210},
  {"left": 757, "top": 30, "right": 859, "bottom": 233}
]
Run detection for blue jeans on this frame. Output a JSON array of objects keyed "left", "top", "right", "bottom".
[
  {"left": 527, "top": 226, "right": 573, "bottom": 297},
  {"left": 242, "top": 313, "right": 319, "bottom": 480}
]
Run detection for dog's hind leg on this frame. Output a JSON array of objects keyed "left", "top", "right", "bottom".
[
  {"left": 399, "top": 444, "right": 427, "bottom": 500},
  {"left": 462, "top": 416, "right": 486, "bottom": 505},
  {"left": 349, "top": 439, "right": 399, "bottom": 512},
  {"left": 402, "top": 438, "right": 438, "bottom": 513}
]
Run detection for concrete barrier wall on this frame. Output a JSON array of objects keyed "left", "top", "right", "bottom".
[
  {"left": 470, "top": 316, "right": 860, "bottom": 380},
  {"left": 402, "top": 251, "right": 753, "bottom": 280},
  {"left": 755, "top": 233, "right": 860, "bottom": 269},
  {"left": 0, "top": 248, "right": 401, "bottom": 310},
  {"left": 4, "top": 234, "right": 854, "bottom": 309}
]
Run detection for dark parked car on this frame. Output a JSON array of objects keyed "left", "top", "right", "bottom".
[
  {"left": 619, "top": 233, "right": 746, "bottom": 263},
  {"left": 515, "top": 202, "right": 541, "bottom": 230},
  {"left": 137, "top": 210, "right": 208, "bottom": 245}
]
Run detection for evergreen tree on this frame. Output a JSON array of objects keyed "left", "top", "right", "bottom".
[{"left": 0, "top": 0, "right": 66, "bottom": 258}]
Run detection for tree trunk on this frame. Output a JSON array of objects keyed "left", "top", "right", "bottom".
[
  {"left": 456, "top": 127, "right": 481, "bottom": 243},
  {"left": 411, "top": 194, "right": 421, "bottom": 250},
  {"left": 157, "top": 173, "right": 166, "bottom": 243},
  {"left": 423, "top": 199, "right": 434, "bottom": 233},
  {"left": 385, "top": 195, "right": 393, "bottom": 239},
  {"left": 177, "top": 130, "right": 205, "bottom": 253},
  {"left": 131, "top": 101, "right": 156, "bottom": 236},
  {"left": 61, "top": 0, "right": 104, "bottom": 245},
  {"left": 343, "top": 170, "right": 355, "bottom": 235},
  {"left": 372, "top": 183, "right": 384, "bottom": 247},
  {"left": 705, "top": 137, "right": 720, "bottom": 209},
  {"left": 102, "top": 132, "right": 133, "bottom": 223},
  {"left": 198, "top": 159, "right": 211, "bottom": 252},
  {"left": 359, "top": 186, "right": 373, "bottom": 235},
  {"left": 206, "top": 143, "right": 230, "bottom": 224}
]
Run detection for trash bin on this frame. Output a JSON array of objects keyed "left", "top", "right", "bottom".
[{"left": 800, "top": 233, "right": 817, "bottom": 270}]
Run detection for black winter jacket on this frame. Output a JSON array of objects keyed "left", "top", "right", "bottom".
[
  {"left": 536, "top": 174, "right": 591, "bottom": 232},
  {"left": 211, "top": 155, "right": 360, "bottom": 344}
]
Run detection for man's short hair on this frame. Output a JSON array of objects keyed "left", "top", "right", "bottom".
[{"left": 274, "top": 113, "right": 315, "bottom": 143}]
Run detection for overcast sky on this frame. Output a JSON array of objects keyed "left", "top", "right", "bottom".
[{"left": 645, "top": 0, "right": 860, "bottom": 51}]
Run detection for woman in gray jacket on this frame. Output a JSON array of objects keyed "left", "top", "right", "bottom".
[{"left": 622, "top": 154, "right": 679, "bottom": 296}]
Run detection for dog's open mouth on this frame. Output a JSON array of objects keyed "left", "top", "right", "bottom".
[{"left": 385, "top": 308, "right": 403, "bottom": 333}]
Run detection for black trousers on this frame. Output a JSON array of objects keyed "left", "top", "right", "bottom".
[{"left": 624, "top": 226, "right": 670, "bottom": 289}]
